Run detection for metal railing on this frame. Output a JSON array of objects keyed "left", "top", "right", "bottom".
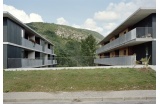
[
  {"left": 53, "top": 60, "right": 57, "bottom": 64},
  {"left": 21, "top": 59, "right": 43, "bottom": 67},
  {"left": 22, "top": 38, "right": 43, "bottom": 51},
  {"left": 94, "top": 55, "right": 136, "bottom": 65},
  {"left": 45, "top": 48, "right": 52, "bottom": 54},
  {"left": 96, "top": 27, "right": 153, "bottom": 54},
  {"left": 8, "top": 58, "right": 57, "bottom": 68}
]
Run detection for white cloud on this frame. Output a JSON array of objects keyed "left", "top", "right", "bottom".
[
  {"left": 3, "top": 4, "right": 44, "bottom": 23},
  {"left": 94, "top": 0, "right": 155, "bottom": 22},
  {"left": 93, "top": 0, "right": 156, "bottom": 36},
  {"left": 94, "top": 11, "right": 119, "bottom": 21},
  {"left": 29, "top": 13, "right": 44, "bottom": 22},
  {"left": 94, "top": 2, "right": 137, "bottom": 22},
  {"left": 103, "top": 23, "right": 117, "bottom": 30},
  {"left": 83, "top": 18, "right": 103, "bottom": 33},
  {"left": 56, "top": 17, "right": 69, "bottom": 25}
]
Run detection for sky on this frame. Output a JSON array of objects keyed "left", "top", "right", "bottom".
[{"left": 3, "top": 0, "right": 156, "bottom": 36}]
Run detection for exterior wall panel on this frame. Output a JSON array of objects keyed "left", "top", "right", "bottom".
[
  {"left": 152, "top": 41, "right": 156, "bottom": 65},
  {"left": 7, "top": 19, "right": 22, "bottom": 45},
  {"left": 7, "top": 45, "right": 22, "bottom": 68},
  {"left": 3, "top": 18, "right": 7, "bottom": 42},
  {"left": 152, "top": 14, "right": 156, "bottom": 38},
  {"left": 94, "top": 55, "right": 136, "bottom": 65},
  {"left": 3, "top": 44, "right": 7, "bottom": 69}
]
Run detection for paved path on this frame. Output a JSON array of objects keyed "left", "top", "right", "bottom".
[
  {"left": 4, "top": 90, "right": 156, "bottom": 102},
  {"left": 3, "top": 100, "right": 156, "bottom": 104}
]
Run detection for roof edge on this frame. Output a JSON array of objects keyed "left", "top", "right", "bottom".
[{"left": 98, "top": 7, "right": 156, "bottom": 45}]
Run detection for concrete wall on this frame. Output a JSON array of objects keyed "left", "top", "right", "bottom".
[{"left": 28, "top": 51, "right": 35, "bottom": 59}]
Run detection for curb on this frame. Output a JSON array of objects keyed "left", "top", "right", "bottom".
[{"left": 3, "top": 97, "right": 156, "bottom": 102}]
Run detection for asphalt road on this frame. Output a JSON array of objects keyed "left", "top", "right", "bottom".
[{"left": 4, "top": 100, "right": 156, "bottom": 104}]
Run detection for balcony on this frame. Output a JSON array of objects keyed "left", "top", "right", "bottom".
[
  {"left": 44, "top": 60, "right": 57, "bottom": 65},
  {"left": 45, "top": 48, "right": 52, "bottom": 54},
  {"left": 96, "top": 27, "right": 153, "bottom": 54},
  {"left": 21, "top": 59, "right": 43, "bottom": 67},
  {"left": 8, "top": 58, "right": 43, "bottom": 68},
  {"left": 53, "top": 60, "right": 57, "bottom": 64},
  {"left": 94, "top": 55, "right": 136, "bottom": 65},
  {"left": 22, "top": 38, "right": 42, "bottom": 51}
]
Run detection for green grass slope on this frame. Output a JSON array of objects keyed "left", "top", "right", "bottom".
[{"left": 26, "top": 22, "right": 104, "bottom": 42}]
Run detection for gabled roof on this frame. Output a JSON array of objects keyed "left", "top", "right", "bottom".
[
  {"left": 3, "top": 11, "right": 54, "bottom": 46},
  {"left": 99, "top": 7, "right": 156, "bottom": 44}
]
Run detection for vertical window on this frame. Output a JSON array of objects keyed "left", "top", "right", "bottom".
[
  {"left": 48, "top": 44, "right": 51, "bottom": 49},
  {"left": 124, "top": 50, "right": 127, "bottom": 55}
]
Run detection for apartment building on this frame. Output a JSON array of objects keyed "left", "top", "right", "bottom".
[
  {"left": 94, "top": 8, "right": 156, "bottom": 66},
  {"left": 3, "top": 12, "right": 57, "bottom": 69}
]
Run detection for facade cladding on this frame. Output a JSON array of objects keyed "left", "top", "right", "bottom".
[
  {"left": 94, "top": 8, "right": 156, "bottom": 66},
  {"left": 3, "top": 12, "right": 57, "bottom": 69}
]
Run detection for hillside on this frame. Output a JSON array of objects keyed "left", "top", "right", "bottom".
[
  {"left": 27, "top": 22, "right": 104, "bottom": 42},
  {"left": 26, "top": 22, "right": 104, "bottom": 67}
]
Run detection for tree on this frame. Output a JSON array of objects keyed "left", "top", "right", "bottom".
[{"left": 80, "top": 35, "right": 97, "bottom": 66}]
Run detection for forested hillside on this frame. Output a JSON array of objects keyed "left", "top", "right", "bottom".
[{"left": 26, "top": 22, "right": 104, "bottom": 66}]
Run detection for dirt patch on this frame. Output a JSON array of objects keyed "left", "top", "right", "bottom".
[{"left": 136, "top": 67, "right": 152, "bottom": 72}]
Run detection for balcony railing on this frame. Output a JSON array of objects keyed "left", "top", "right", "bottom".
[
  {"left": 44, "top": 60, "right": 57, "bottom": 65},
  {"left": 21, "top": 59, "right": 43, "bottom": 67},
  {"left": 94, "top": 55, "right": 136, "bottom": 65},
  {"left": 45, "top": 48, "right": 52, "bottom": 54},
  {"left": 8, "top": 58, "right": 43, "bottom": 68},
  {"left": 53, "top": 60, "right": 57, "bottom": 64},
  {"left": 22, "top": 38, "right": 42, "bottom": 51},
  {"left": 96, "top": 27, "right": 152, "bottom": 54}
]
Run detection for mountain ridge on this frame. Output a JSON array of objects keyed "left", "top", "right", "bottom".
[{"left": 26, "top": 22, "right": 104, "bottom": 42}]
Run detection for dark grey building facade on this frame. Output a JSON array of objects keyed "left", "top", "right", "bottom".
[
  {"left": 94, "top": 8, "right": 156, "bottom": 66},
  {"left": 3, "top": 12, "right": 57, "bottom": 69}
]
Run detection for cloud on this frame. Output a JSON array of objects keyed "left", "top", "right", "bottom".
[
  {"left": 94, "top": 0, "right": 156, "bottom": 22},
  {"left": 56, "top": 17, "right": 69, "bottom": 25},
  {"left": 103, "top": 23, "right": 117, "bottom": 30},
  {"left": 94, "top": 11, "right": 119, "bottom": 21},
  {"left": 94, "top": 2, "right": 137, "bottom": 22},
  {"left": 93, "top": 0, "right": 156, "bottom": 36},
  {"left": 82, "top": 18, "right": 103, "bottom": 33},
  {"left": 3, "top": 4, "right": 44, "bottom": 23}
]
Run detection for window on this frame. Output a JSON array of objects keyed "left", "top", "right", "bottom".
[
  {"left": 48, "top": 54, "right": 51, "bottom": 60},
  {"left": 124, "top": 50, "right": 126, "bottom": 55},
  {"left": 48, "top": 44, "right": 51, "bottom": 49},
  {"left": 35, "top": 37, "right": 41, "bottom": 45},
  {"left": 35, "top": 52, "right": 40, "bottom": 59}
]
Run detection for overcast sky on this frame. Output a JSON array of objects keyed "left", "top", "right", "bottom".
[{"left": 3, "top": 0, "right": 156, "bottom": 36}]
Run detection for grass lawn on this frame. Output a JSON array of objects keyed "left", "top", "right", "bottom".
[{"left": 3, "top": 68, "right": 156, "bottom": 92}]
